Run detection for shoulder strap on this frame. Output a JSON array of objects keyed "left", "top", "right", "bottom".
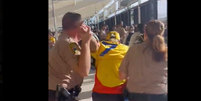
[
  {"left": 139, "top": 34, "right": 144, "bottom": 40},
  {"left": 133, "top": 34, "right": 143, "bottom": 45}
]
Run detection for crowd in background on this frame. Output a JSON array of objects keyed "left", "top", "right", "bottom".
[
  {"left": 49, "top": 20, "right": 167, "bottom": 48},
  {"left": 90, "top": 21, "right": 167, "bottom": 46}
]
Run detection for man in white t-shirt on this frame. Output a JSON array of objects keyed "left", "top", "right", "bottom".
[
  {"left": 129, "top": 24, "right": 145, "bottom": 46},
  {"left": 100, "top": 24, "right": 107, "bottom": 40}
]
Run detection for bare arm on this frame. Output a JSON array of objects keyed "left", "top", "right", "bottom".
[
  {"left": 119, "top": 72, "right": 128, "bottom": 81},
  {"left": 78, "top": 42, "right": 91, "bottom": 77},
  {"left": 90, "top": 32, "right": 100, "bottom": 53},
  {"left": 77, "top": 25, "right": 92, "bottom": 77},
  {"left": 119, "top": 48, "right": 130, "bottom": 80},
  {"left": 122, "top": 28, "right": 127, "bottom": 39}
]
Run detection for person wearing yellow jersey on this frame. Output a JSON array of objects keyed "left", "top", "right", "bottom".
[{"left": 91, "top": 31, "right": 129, "bottom": 101}]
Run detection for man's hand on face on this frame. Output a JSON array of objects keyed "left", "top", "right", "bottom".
[{"left": 78, "top": 23, "right": 92, "bottom": 44}]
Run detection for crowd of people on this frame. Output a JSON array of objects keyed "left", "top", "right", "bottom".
[
  {"left": 91, "top": 21, "right": 167, "bottom": 46},
  {"left": 48, "top": 12, "right": 167, "bottom": 101}
]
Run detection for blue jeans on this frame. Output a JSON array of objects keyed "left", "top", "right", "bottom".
[
  {"left": 128, "top": 92, "right": 167, "bottom": 101},
  {"left": 92, "top": 92, "right": 124, "bottom": 101}
]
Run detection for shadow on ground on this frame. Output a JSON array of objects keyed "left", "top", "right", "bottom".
[
  {"left": 78, "top": 69, "right": 95, "bottom": 100},
  {"left": 84, "top": 74, "right": 94, "bottom": 80},
  {"left": 83, "top": 69, "right": 95, "bottom": 80},
  {"left": 82, "top": 70, "right": 95, "bottom": 86},
  {"left": 79, "top": 90, "right": 92, "bottom": 100}
]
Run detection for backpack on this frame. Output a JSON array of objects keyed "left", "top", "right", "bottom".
[{"left": 134, "top": 34, "right": 144, "bottom": 45}]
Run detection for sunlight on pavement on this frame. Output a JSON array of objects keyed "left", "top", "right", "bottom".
[{"left": 79, "top": 70, "right": 95, "bottom": 101}]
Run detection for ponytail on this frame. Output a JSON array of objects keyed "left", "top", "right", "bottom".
[
  {"left": 151, "top": 35, "right": 167, "bottom": 62},
  {"left": 144, "top": 20, "right": 167, "bottom": 62}
]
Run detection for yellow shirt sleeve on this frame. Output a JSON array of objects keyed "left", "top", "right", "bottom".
[{"left": 91, "top": 51, "right": 98, "bottom": 59}]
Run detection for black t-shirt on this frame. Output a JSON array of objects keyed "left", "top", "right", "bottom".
[{"left": 125, "top": 33, "right": 134, "bottom": 45}]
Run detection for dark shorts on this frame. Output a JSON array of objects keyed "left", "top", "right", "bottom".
[
  {"left": 49, "top": 90, "right": 56, "bottom": 101},
  {"left": 128, "top": 92, "right": 167, "bottom": 101},
  {"left": 92, "top": 92, "right": 124, "bottom": 101}
]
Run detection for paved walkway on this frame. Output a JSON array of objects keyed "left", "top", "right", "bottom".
[{"left": 79, "top": 69, "right": 95, "bottom": 101}]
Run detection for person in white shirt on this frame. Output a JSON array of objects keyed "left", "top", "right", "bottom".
[
  {"left": 123, "top": 26, "right": 135, "bottom": 45},
  {"left": 129, "top": 24, "right": 145, "bottom": 46},
  {"left": 100, "top": 24, "right": 107, "bottom": 41}
]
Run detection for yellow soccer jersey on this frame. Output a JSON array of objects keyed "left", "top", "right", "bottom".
[{"left": 91, "top": 41, "right": 129, "bottom": 87}]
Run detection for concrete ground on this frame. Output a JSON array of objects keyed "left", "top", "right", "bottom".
[{"left": 78, "top": 69, "right": 95, "bottom": 101}]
